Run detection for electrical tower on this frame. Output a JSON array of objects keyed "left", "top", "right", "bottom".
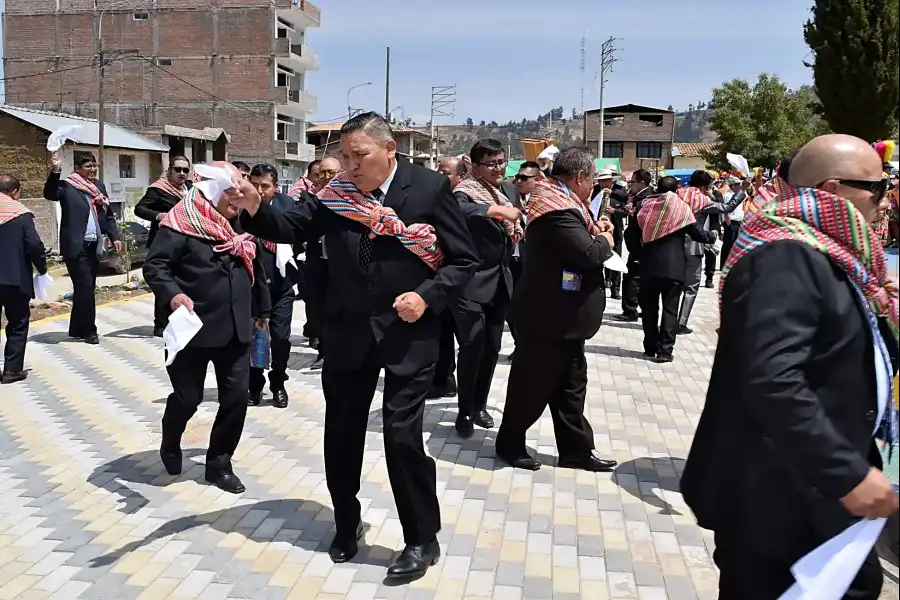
[
  {"left": 597, "top": 37, "right": 621, "bottom": 159},
  {"left": 429, "top": 85, "right": 456, "bottom": 169}
]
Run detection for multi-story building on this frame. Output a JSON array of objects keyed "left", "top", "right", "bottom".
[
  {"left": 583, "top": 104, "right": 676, "bottom": 173},
  {"left": 2, "top": 0, "right": 320, "bottom": 182}
]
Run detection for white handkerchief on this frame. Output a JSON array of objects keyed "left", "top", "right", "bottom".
[
  {"left": 163, "top": 306, "right": 203, "bottom": 367},
  {"left": 604, "top": 251, "right": 628, "bottom": 273},
  {"left": 33, "top": 273, "right": 54, "bottom": 302},
  {"left": 275, "top": 244, "right": 297, "bottom": 278},
  {"left": 193, "top": 164, "right": 236, "bottom": 207},
  {"left": 46, "top": 124, "right": 84, "bottom": 152},
  {"left": 778, "top": 518, "right": 886, "bottom": 600}
]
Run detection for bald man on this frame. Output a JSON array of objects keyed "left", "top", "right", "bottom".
[
  {"left": 682, "top": 134, "right": 897, "bottom": 599},
  {"left": 144, "top": 161, "right": 272, "bottom": 494},
  {"left": 437, "top": 156, "right": 466, "bottom": 189}
]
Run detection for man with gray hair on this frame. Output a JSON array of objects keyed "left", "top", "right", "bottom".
[{"left": 495, "top": 147, "right": 618, "bottom": 473}]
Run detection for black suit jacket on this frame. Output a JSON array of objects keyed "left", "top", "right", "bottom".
[
  {"left": 256, "top": 192, "right": 303, "bottom": 299},
  {"left": 454, "top": 182, "right": 518, "bottom": 303},
  {"left": 142, "top": 228, "right": 271, "bottom": 348},
  {"left": 681, "top": 241, "right": 898, "bottom": 560},
  {"left": 0, "top": 213, "right": 48, "bottom": 297},
  {"left": 43, "top": 172, "right": 120, "bottom": 261},
  {"left": 510, "top": 210, "right": 613, "bottom": 341},
  {"left": 623, "top": 187, "right": 653, "bottom": 262},
  {"left": 134, "top": 186, "right": 182, "bottom": 248},
  {"left": 240, "top": 159, "right": 478, "bottom": 376},
  {"left": 641, "top": 224, "right": 716, "bottom": 282}
]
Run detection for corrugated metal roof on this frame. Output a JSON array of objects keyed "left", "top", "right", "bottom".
[{"left": 0, "top": 105, "right": 170, "bottom": 152}]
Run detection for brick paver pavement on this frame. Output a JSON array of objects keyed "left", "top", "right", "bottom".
[{"left": 0, "top": 287, "right": 896, "bottom": 600}]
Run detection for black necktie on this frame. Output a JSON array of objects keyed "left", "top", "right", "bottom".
[{"left": 358, "top": 188, "right": 383, "bottom": 269}]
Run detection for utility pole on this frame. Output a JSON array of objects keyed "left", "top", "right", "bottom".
[
  {"left": 597, "top": 36, "right": 620, "bottom": 159},
  {"left": 384, "top": 47, "right": 391, "bottom": 121},
  {"left": 429, "top": 85, "right": 456, "bottom": 169},
  {"left": 96, "top": 4, "right": 106, "bottom": 177}
]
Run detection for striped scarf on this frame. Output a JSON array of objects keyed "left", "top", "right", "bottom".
[
  {"left": 316, "top": 172, "right": 444, "bottom": 271},
  {"left": 637, "top": 192, "right": 696, "bottom": 243},
  {"left": 149, "top": 177, "right": 187, "bottom": 201},
  {"left": 677, "top": 186, "right": 713, "bottom": 213},
  {"left": 65, "top": 173, "right": 109, "bottom": 209},
  {"left": 0, "top": 193, "right": 32, "bottom": 226},
  {"left": 288, "top": 176, "right": 317, "bottom": 200},
  {"left": 454, "top": 174, "right": 524, "bottom": 242},
  {"left": 526, "top": 178, "right": 601, "bottom": 235},
  {"left": 160, "top": 187, "right": 257, "bottom": 284},
  {"left": 744, "top": 178, "right": 784, "bottom": 215}
]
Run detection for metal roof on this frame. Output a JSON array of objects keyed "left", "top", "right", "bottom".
[{"left": 0, "top": 105, "right": 170, "bottom": 152}]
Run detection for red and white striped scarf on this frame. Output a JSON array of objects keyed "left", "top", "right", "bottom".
[
  {"left": 677, "top": 186, "right": 713, "bottom": 213},
  {"left": 454, "top": 174, "right": 524, "bottom": 242},
  {"left": 65, "top": 173, "right": 109, "bottom": 209},
  {"left": 160, "top": 187, "right": 257, "bottom": 284},
  {"left": 525, "top": 178, "right": 601, "bottom": 235},
  {"left": 288, "top": 176, "right": 317, "bottom": 200},
  {"left": 149, "top": 177, "right": 187, "bottom": 201},
  {"left": 0, "top": 193, "right": 31, "bottom": 227},
  {"left": 637, "top": 192, "right": 696, "bottom": 243}
]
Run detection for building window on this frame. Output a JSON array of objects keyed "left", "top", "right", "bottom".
[
  {"left": 192, "top": 141, "right": 208, "bottom": 164},
  {"left": 157, "top": 58, "right": 173, "bottom": 66},
  {"left": 603, "top": 114, "right": 624, "bottom": 126},
  {"left": 276, "top": 122, "right": 287, "bottom": 142},
  {"left": 277, "top": 72, "right": 289, "bottom": 88},
  {"left": 638, "top": 114, "right": 664, "bottom": 126},
  {"left": 602, "top": 142, "right": 624, "bottom": 159},
  {"left": 636, "top": 142, "right": 663, "bottom": 159},
  {"left": 133, "top": 12, "right": 149, "bottom": 20},
  {"left": 118, "top": 154, "right": 135, "bottom": 179}
]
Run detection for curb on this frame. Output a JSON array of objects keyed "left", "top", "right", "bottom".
[{"left": 30, "top": 292, "right": 152, "bottom": 326}]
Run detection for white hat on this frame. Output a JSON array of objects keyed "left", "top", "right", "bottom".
[
  {"left": 726, "top": 175, "right": 742, "bottom": 184},
  {"left": 596, "top": 169, "right": 614, "bottom": 180}
]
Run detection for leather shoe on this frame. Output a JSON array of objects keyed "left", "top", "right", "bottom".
[
  {"left": 311, "top": 356, "right": 324, "bottom": 371},
  {"left": 654, "top": 354, "right": 674, "bottom": 364},
  {"left": 160, "top": 446, "right": 182, "bottom": 476},
  {"left": 615, "top": 313, "right": 639, "bottom": 323},
  {"left": 426, "top": 377, "right": 458, "bottom": 399},
  {"left": 272, "top": 389, "right": 289, "bottom": 409},
  {"left": 386, "top": 540, "right": 441, "bottom": 579},
  {"left": 497, "top": 449, "right": 541, "bottom": 471},
  {"left": 677, "top": 325, "right": 693, "bottom": 335},
  {"left": 153, "top": 327, "right": 164, "bottom": 338},
  {"left": 610, "top": 290, "right": 621, "bottom": 300},
  {"left": 455, "top": 415, "right": 474, "bottom": 439},
  {"left": 473, "top": 409, "right": 494, "bottom": 429},
  {"left": 328, "top": 523, "right": 364, "bottom": 563},
  {"left": 205, "top": 458, "right": 245, "bottom": 494},
  {"left": 247, "top": 391, "right": 262, "bottom": 407},
  {"left": 0, "top": 371, "right": 27, "bottom": 384},
  {"left": 84, "top": 333, "right": 100, "bottom": 345},
  {"left": 558, "top": 450, "right": 617, "bottom": 472}
]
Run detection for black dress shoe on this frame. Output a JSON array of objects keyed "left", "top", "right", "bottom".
[
  {"left": 205, "top": 469, "right": 246, "bottom": 494},
  {"left": 610, "top": 290, "right": 621, "bottom": 300},
  {"left": 247, "top": 391, "right": 262, "bottom": 407},
  {"left": 615, "top": 313, "right": 639, "bottom": 323},
  {"left": 160, "top": 446, "right": 182, "bottom": 476},
  {"left": 497, "top": 449, "right": 541, "bottom": 471},
  {"left": 308, "top": 337, "right": 320, "bottom": 350},
  {"left": 328, "top": 523, "right": 364, "bottom": 563},
  {"left": 654, "top": 354, "right": 674, "bottom": 364},
  {"left": 455, "top": 415, "right": 474, "bottom": 439},
  {"left": 643, "top": 351, "right": 656, "bottom": 360},
  {"left": 386, "top": 540, "right": 441, "bottom": 579},
  {"left": 272, "top": 389, "right": 289, "bottom": 409},
  {"left": 704, "top": 279, "right": 715, "bottom": 289},
  {"left": 153, "top": 327, "right": 165, "bottom": 338},
  {"left": 310, "top": 356, "right": 324, "bottom": 371},
  {"left": 426, "top": 378, "right": 457, "bottom": 400},
  {"left": 84, "top": 333, "right": 100, "bottom": 345},
  {"left": 558, "top": 450, "right": 617, "bottom": 472},
  {"left": 473, "top": 409, "right": 494, "bottom": 429},
  {"left": 0, "top": 371, "right": 27, "bottom": 385},
  {"left": 677, "top": 325, "right": 693, "bottom": 335}
]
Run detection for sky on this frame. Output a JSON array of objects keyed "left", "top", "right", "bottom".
[{"left": 0, "top": 0, "right": 816, "bottom": 123}]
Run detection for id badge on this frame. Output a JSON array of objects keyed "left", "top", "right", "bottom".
[{"left": 561, "top": 269, "right": 582, "bottom": 292}]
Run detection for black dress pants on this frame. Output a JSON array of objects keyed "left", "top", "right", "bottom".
[
  {"left": 704, "top": 248, "right": 717, "bottom": 280},
  {"left": 162, "top": 338, "right": 250, "bottom": 463},
  {"left": 507, "top": 258, "right": 523, "bottom": 343},
  {"left": 496, "top": 334, "right": 594, "bottom": 457},
  {"left": 433, "top": 311, "right": 456, "bottom": 387},
  {"left": 720, "top": 221, "right": 742, "bottom": 269},
  {"left": 605, "top": 234, "right": 623, "bottom": 294},
  {"left": 322, "top": 337, "right": 440, "bottom": 545},
  {"left": 639, "top": 276, "right": 682, "bottom": 357},
  {"left": 621, "top": 258, "right": 641, "bottom": 318},
  {"left": 0, "top": 286, "right": 30, "bottom": 374},
  {"left": 304, "top": 253, "right": 327, "bottom": 342},
  {"left": 64, "top": 242, "right": 99, "bottom": 338},
  {"left": 450, "top": 286, "right": 509, "bottom": 418},
  {"left": 250, "top": 291, "right": 294, "bottom": 393}
]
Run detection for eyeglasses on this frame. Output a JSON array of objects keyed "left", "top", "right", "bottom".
[
  {"left": 820, "top": 178, "right": 889, "bottom": 200},
  {"left": 477, "top": 159, "right": 507, "bottom": 170},
  {"left": 515, "top": 174, "right": 537, "bottom": 182},
  {"left": 171, "top": 167, "right": 190, "bottom": 174}
]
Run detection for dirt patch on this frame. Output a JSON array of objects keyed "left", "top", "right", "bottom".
[{"left": 2, "top": 287, "right": 150, "bottom": 326}]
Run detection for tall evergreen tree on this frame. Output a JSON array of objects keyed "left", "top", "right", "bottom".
[{"left": 804, "top": 0, "right": 899, "bottom": 141}]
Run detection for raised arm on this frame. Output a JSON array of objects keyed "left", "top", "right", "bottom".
[{"left": 240, "top": 191, "right": 324, "bottom": 245}]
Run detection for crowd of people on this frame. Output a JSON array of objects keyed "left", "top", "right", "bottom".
[{"left": 0, "top": 114, "right": 898, "bottom": 596}]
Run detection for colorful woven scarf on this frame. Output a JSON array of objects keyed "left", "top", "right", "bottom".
[
  {"left": 526, "top": 178, "right": 601, "bottom": 235},
  {"left": 677, "top": 186, "right": 713, "bottom": 213},
  {"left": 637, "top": 192, "right": 697, "bottom": 243},
  {"left": 316, "top": 172, "right": 444, "bottom": 271},
  {"left": 288, "top": 176, "right": 317, "bottom": 200},
  {"left": 720, "top": 185, "right": 899, "bottom": 342},
  {"left": 744, "top": 178, "right": 785, "bottom": 215},
  {"left": 160, "top": 187, "right": 257, "bottom": 284},
  {"left": 149, "top": 177, "right": 187, "bottom": 201},
  {"left": 0, "top": 193, "right": 32, "bottom": 226},
  {"left": 454, "top": 174, "right": 524, "bottom": 242},
  {"left": 65, "top": 173, "right": 109, "bottom": 209}
]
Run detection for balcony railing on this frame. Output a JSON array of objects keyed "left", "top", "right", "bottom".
[
  {"left": 272, "top": 0, "right": 321, "bottom": 25},
  {"left": 286, "top": 142, "right": 299, "bottom": 155},
  {"left": 288, "top": 89, "right": 300, "bottom": 103}
]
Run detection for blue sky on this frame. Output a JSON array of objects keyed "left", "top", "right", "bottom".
[{"left": 1, "top": 0, "right": 816, "bottom": 123}]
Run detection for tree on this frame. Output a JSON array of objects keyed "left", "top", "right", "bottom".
[
  {"left": 804, "top": 0, "right": 899, "bottom": 141},
  {"left": 667, "top": 105, "right": 674, "bottom": 112},
  {"left": 466, "top": 117, "right": 474, "bottom": 131},
  {"left": 702, "top": 74, "right": 831, "bottom": 170},
  {"left": 480, "top": 120, "right": 486, "bottom": 127},
  {"left": 489, "top": 121, "right": 499, "bottom": 128}
]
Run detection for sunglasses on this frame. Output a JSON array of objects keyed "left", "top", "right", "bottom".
[
  {"left": 477, "top": 159, "right": 507, "bottom": 170},
  {"left": 515, "top": 174, "right": 537, "bottom": 182},
  {"left": 319, "top": 170, "right": 338, "bottom": 178},
  {"left": 820, "top": 178, "right": 889, "bottom": 200},
  {"left": 171, "top": 167, "right": 190, "bottom": 174}
]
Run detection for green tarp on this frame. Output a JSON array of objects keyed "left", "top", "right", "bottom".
[{"left": 505, "top": 158, "right": 622, "bottom": 179}]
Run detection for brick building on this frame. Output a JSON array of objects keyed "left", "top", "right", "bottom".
[
  {"left": 2, "top": 0, "right": 320, "bottom": 183},
  {"left": 583, "top": 104, "right": 676, "bottom": 173}
]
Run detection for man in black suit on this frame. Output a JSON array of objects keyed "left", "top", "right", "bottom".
[
  {"left": 617, "top": 169, "right": 654, "bottom": 322},
  {"left": 0, "top": 175, "right": 48, "bottom": 384},
  {"left": 681, "top": 134, "right": 899, "bottom": 599},
  {"left": 135, "top": 155, "right": 192, "bottom": 337},
  {"left": 507, "top": 161, "right": 541, "bottom": 352},
  {"left": 236, "top": 113, "right": 478, "bottom": 578},
  {"left": 247, "top": 163, "right": 301, "bottom": 409},
  {"left": 496, "top": 147, "right": 618, "bottom": 474},
  {"left": 144, "top": 162, "right": 271, "bottom": 494},
  {"left": 450, "top": 140, "right": 523, "bottom": 438},
  {"left": 44, "top": 152, "right": 121, "bottom": 344}
]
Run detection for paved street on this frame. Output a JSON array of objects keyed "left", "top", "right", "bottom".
[{"left": 0, "top": 286, "right": 896, "bottom": 600}]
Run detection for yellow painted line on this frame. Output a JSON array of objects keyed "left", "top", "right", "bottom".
[{"left": 29, "top": 292, "right": 152, "bottom": 325}]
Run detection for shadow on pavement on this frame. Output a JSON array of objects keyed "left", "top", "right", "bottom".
[
  {"left": 28, "top": 331, "right": 75, "bottom": 345},
  {"left": 586, "top": 344, "right": 652, "bottom": 360},
  {"left": 613, "top": 456, "right": 686, "bottom": 515},
  {"left": 105, "top": 325, "right": 155, "bottom": 338}
]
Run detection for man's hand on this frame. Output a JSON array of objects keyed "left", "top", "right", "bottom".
[
  {"left": 230, "top": 179, "right": 263, "bottom": 216},
  {"left": 253, "top": 317, "right": 269, "bottom": 329},
  {"left": 598, "top": 231, "right": 615, "bottom": 248},
  {"left": 487, "top": 205, "right": 522, "bottom": 222},
  {"left": 113, "top": 240, "right": 124, "bottom": 254},
  {"left": 597, "top": 219, "right": 615, "bottom": 234},
  {"left": 841, "top": 468, "right": 900, "bottom": 518},
  {"left": 170, "top": 294, "right": 194, "bottom": 312},
  {"left": 49, "top": 152, "right": 61, "bottom": 173},
  {"left": 393, "top": 292, "right": 427, "bottom": 323}
]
